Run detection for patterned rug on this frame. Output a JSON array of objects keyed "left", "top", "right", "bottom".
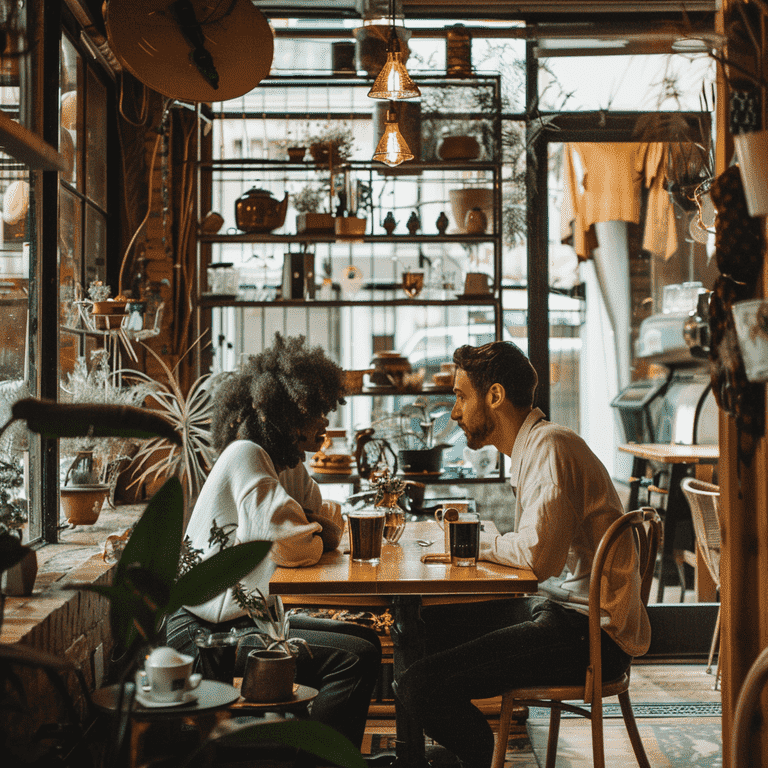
[{"left": 365, "top": 717, "right": 722, "bottom": 768}]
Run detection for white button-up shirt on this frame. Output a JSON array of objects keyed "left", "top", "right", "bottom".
[{"left": 478, "top": 408, "right": 651, "bottom": 657}]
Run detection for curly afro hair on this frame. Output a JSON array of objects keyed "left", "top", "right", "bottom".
[{"left": 211, "top": 333, "right": 346, "bottom": 469}]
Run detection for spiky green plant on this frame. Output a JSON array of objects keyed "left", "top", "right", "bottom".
[{"left": 116, "top": 339, "right": 217, "bottom": 503}]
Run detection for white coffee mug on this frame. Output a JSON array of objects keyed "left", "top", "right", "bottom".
[{"left": 136, "top": 646, "right": 202, "bottom": 703}]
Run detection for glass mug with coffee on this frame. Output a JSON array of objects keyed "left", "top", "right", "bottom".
[
  {"left": 135, "top": 646, "right": 202, "bottom": 704},
  {"left": 448, "top": 512, "right": 481, "bottom": 567},
  {"left": 348, "top": 507, "right": 386, "bottom": 565},
  {"left": 435, "top": 501, "right": 472, "bottom": 551}
]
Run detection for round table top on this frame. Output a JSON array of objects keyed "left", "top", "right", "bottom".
[{"left": 92, "top": 679, "right": 241, "bottom": 720}]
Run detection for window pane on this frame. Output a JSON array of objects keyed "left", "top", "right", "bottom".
[
  {"left": 85, "top": 69, "right": 107, "bottom": 208},
  {"left": 540, "top": 54, "right": 715, "bottom": 112},
  {"left": 59, "top": 188, "right": 82, "bottom": 381},
  {"left": 60, "top": 35, "right": 79, "bottom": 189}
]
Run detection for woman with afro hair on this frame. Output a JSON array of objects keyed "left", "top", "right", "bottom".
[{"left": 166, "top": 333, "right": 381, "bottom": 760}]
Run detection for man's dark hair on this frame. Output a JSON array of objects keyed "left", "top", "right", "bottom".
[
  {"left": 211, "top": 333, "right": 346, "bottom": 468},
  {"left": 453, "top": 341, "right": 537, "bottom": 409}
]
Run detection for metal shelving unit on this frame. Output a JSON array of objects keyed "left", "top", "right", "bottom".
[{"left": 193, "top": 73, "right": 505, "bottom": 486}]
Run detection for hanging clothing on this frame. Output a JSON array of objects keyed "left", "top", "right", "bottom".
[
  {"left": 561, "top": 141, "right": 679, "bottom": 262},
  {"left": 640, "top": 142, "right": 681, "bottom": 261},
  {"left": 561, "top": 143, "right": 644, "bottom": 261}
]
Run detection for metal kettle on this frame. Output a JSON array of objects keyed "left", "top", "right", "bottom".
[{"left": 235, "top": 187, "right": 289, "bottom": 233}]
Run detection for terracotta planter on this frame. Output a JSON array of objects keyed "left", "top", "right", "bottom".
[
  {"left": 60, "top": 484, "right": 110, "bottom": 525},
  {"left": 92, "top": 300, "right": 127, "bottom": 330}
]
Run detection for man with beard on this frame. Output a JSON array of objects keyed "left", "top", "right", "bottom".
[{"left": 394, "top": 341, "right": 649, "bottom": 768}]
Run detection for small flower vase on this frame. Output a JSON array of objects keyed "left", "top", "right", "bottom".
[{"left": 377, "top": 491, "right": 406, "bottom": 544}]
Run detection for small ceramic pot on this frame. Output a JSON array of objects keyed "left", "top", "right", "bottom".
[{"left": 241, "top": 649, "right": 296, "bottom": 703}]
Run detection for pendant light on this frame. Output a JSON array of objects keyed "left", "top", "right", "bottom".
[
  {"left": 373, "top": 102, "right": 414, "bottom": 167},
  {"left": 367, "top": 0, "right": 420, "bottom": 100}
]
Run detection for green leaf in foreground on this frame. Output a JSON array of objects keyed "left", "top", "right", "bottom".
[
  {"left": 202, "top": 719, "right": 365, "bottom": 768},
  {"left": 167, "top": 540, "right": 272, "bottom": 614},
  {"left": 10, "top": 398, "right": 182, "bottom": 445}
]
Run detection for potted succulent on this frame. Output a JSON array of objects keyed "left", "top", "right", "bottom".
[
  {"left": 87, "top": 280, "right": 127, "bottom": 329},
  {"left": 0, "top": 398, "right": 366, "bottom": 768}
]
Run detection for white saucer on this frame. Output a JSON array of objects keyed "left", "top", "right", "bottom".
[{"left": 135, "top": 690, "right": 198, "bottom": 708}]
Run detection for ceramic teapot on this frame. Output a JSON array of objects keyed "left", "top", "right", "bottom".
[{"left": 235, "top": 187, "right": 289, "bottom": 234}]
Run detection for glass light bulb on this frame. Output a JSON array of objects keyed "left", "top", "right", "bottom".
[
  {"left": 368, "top": 51, "right": 421, "bottom": 100},
  {"left": 373, "top": 111, "right": 414, "bottom": 167}
]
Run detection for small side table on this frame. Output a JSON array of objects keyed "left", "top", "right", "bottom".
[{"left": 92, "top": 680, "right": 241, "bottom": 767}]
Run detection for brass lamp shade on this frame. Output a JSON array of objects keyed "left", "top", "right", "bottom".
[
  {"left": 373, "top": 108, "right": 414, "bottom": 167},
  {"left": 367, "top": 50, "right": 420, "bottom": 100}
]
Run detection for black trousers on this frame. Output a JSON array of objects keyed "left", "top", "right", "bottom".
[
  {"left": 166, "top": 607, "right": 382, "bottom": 750},
  {"left": 396, "top": 597, "right": 631, "bottom": 768}
]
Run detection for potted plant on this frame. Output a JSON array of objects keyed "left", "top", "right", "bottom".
[
  {"left": 370, "top": 397, "right": 454, "bottom": 475},
  {"left": 180, "top": 517, "right": 312, "bottom": 701},
  {"left": 87, "top": 280, "right": 127, "bottom": 329},
  {"left": 112, "top": 339, "right": 217, "bottom": 508},
  {"left": 293, "top": 183, "right": 335, "bottom": 234},
  {"left": 305, "top": 124, "right": 355, "bottom": 168},
  {"left": 0, "top": 398, "right": 366, "bottom": 768},
  {"left": 59, "top": 352, "right": 155, "bottom": 523},
  {"left": 0, "top": 457, "right": 35, "bottom": 596}
]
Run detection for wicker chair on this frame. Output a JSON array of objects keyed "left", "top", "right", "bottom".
[
  {"left": 491, "top": 507, "right": 662, "bottom": 768},
  {"left": 681, "top": 477, "right": 722, "bottom": 687}
]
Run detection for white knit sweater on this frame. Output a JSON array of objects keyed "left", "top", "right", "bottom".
[{"left": 182, "top": 439, "right": 343, "bottom": 623}]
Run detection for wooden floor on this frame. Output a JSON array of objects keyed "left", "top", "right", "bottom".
[{"left": 363, "top": 660, "right": 723, "bottom": 766}]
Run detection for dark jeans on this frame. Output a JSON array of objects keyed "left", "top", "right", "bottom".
[
  {"left": 166, "top": 608, "right": 382, "bottom": 750},
  {"left": 395, "top": 596, "right": 631, "bottom": 768}
]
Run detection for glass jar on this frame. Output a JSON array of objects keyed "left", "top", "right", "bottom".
[
  {"left": 377, "top": 490, "right": 406, "bottom": 544},
  {"left": 207, "top": 262, "right": 238, "bottom": 296}
]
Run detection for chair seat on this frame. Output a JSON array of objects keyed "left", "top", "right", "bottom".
[{"left": 503, "top": 672, "right": 630, "bottom": 705}]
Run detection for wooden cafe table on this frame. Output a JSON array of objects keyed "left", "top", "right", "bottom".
[
  {"left": 618, "top": 442, "right": 719, "bottom": 602},
  {"left": 270, "top": 520, "right": 537, "bottom": 768}
]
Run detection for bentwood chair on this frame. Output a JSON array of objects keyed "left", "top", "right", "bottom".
[
  {"left": 681, "top": 477, "right": 722, "bottom": 688},
  {"left": 491, "top": 507, "right": 662, "bottom": 768},
  {"left": 732, "top": 645, "right": 768, "bottom": 768}
]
